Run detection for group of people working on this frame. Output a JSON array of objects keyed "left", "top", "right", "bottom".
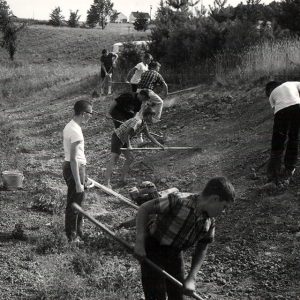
[{"left": 62, "top": 49, "right": 300, "bottom": 299}]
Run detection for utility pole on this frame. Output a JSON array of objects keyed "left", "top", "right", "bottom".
[{"left": 150, "top": 5, "right": 153, "bottom": 21}]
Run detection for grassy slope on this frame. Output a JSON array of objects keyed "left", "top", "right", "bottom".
[{"left": 0, "top": 25, "right": 299, "bottom": 300}]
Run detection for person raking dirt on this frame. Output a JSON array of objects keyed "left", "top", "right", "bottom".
[
  {"left": 265, "top": 81, "right": 300, "bottom": 187},
  {"left": 134, "top": 176, "right": 236, "bottom": 300},
  {"left": 137, "top": 60, "right": 168, "bottom": 123},
  {"left": 62, "top": 99, "right": 93, "bottom": 243},
  {"left": 100, "top": 49, "right": 118, "bottom": 95},
  {"left": 109, "top": 89, "right": 150, "bottom": 129},
  {"left": 104, "top": 107, "right": 164, "bottom": 189}
]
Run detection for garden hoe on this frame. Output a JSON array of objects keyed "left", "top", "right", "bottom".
[{"left": 72, "top": 203, "right": 205, "bottom": 300}]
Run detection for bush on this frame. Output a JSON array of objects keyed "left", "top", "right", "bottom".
[{"left": 114, "top": 42, "right": 145, "bottom": 81}]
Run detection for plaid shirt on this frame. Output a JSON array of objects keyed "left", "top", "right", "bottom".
[
  {"left": 148, "top": 193, "right": 215, "bottom": 250},
  {"left": 138, "top": 70, "right": 166, "bottom": 91},
  {"left": 114, "top": 116, "right": 145, "bottom": 144}
]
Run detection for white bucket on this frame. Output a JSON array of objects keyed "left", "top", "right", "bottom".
[{"left": 2, "top": 170, "right": 24, "bottom": 190}]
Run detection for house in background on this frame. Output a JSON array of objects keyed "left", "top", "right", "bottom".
[
  {"left": 115, "top": 12, "right": 127, "bottom": 23},
  {"left": 129, "top": 11, "right": 150, "bottom": 23}
]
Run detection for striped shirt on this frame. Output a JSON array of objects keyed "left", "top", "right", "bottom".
[
  {"left": 149, "top": 192, "right": 215, "bottom": 250},
  {"left": 114, "top": 116, "right": 145, "bottom": 144},
  {"left": 138, "top": 70, "right": 166, "bottom": 91}
]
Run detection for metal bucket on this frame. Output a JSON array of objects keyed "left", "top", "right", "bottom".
[{"left": 2, "top": 170, "right": 24, "bottom": 190}]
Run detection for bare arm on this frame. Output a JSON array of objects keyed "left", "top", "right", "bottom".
[
  {"left": 101, "top": 61, "right": 107, "bottom": 74},
  {"left": 183, "top": 242, "right": 209, "bottom": 294},
  {"left": 143, "top": 124, "right": 164, "bottom": 148},
  {"left": 134, "top": 199, "right": 158, "bottom": 258},
  {"left": 162, "top": 81, "right": 168, "bottom": 97},
  {"left": 70, "top": 141, "right": 84, "bottom": 193},
  {"left": 126, "top": 67, "right": 137, "bottom": 82}
]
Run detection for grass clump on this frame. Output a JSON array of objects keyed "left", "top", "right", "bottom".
[
  {"left": 31, "top": 182, "right": 65, "bottom": 214},
  {"left": 71, "top": 250, "right": 99, "bottom": 276},
  {"left": 36, "top": 226, "right": 68, "bottom": 255}
]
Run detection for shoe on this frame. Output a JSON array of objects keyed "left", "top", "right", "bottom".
[
  {"left": 282, "top": 168, "right": 295, "bottom": 186},
  {"left": 70, "top": 237, "right": 84, "bottom": 246}
]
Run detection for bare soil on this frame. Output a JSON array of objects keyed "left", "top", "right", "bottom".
[{"left": 0, "top": 81, "right": 299, "bottom": 299}]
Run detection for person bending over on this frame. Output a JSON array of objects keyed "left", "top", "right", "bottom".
[
  {"left": 137, "top": 61, "right": 168, "bottom": 123},
  {"left": 134, "top": 177, "right": 235, "bottom": 300},
  {"left": 265, "top": 81, "right": 300, "bottom": 186},
  {"left": 105, "top": 107, "right": 164, "bottom": 189}
]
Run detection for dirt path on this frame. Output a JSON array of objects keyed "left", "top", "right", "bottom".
[{"left": 0, "top": 85, "right": 299, "bottom": 299}]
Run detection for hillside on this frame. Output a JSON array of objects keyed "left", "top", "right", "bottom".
[{"left": 0, "top": 25, "right": 299, "bottom": 300}]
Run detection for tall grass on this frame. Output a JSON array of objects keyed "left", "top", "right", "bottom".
[{"left": 215, "top": 38, "right": 300, "bottom": 84}]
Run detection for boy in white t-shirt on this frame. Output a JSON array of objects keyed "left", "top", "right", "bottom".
[
  {"left": 63, "top": 99, "right": 93, "bottom": 242},
  {"left": 265, "top": 81, "right": 300, "bottom": 186},
  {"left": 127, "top": 53, "right": 153, "bottom": 92}
]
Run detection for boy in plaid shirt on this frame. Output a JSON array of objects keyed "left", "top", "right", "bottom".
[
  {"left": 105, "top": 107, "right": 164, "bottom": 188},
  {"left": 137, "top": 61, "right": 168, "bottom": 123},
  {"left": 134, "top": 177, "right": 235, "bottom": 300}
]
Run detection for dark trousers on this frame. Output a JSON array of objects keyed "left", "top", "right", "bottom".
[
  {"left": 268, "top": 104, "right": 300, "bottom": 179},
  {"left": 62, "top": 161, "right": 86, "bottom": 241},
  {"left": 131, "top": 84, "right": 138, "bottom": 92},
  {"left": 141, "top": 236, "right": 185, "bottom": 300}
]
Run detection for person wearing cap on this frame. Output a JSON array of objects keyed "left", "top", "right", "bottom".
[
  {"left": 109, "top": 90, "right": 150, "bottom": 128},
  {"left": 134, "top": 177, "right": 235, "bottom": 300},
  {"left": 265, "top": 81, "right": 300, "bottom": 186},
  {"left": 62, "top": 99, "right": 93, "bottom": 243},
  {"left": 100, "top": 49, "right": 118, "bottom": 95},
  {"left": 105, "top": 107, "right": 164, "bottom": 189},
  {"left": 127, "top": 53, "right": 153, "bottom": 92},
  {"left": 137, "top": 60, "right": 168, "bottom": 123}
]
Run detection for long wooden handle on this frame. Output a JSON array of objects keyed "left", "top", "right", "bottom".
[
  {"left": 88, "top": 178, "right": 138, "bottom": 209},
  {"left": 121, "top": 147, "right": 201, "bottom": 151},
  {"left": 72, "top": 203, "right": 205, "bottom": 300}
]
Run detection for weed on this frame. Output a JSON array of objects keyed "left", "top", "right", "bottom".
[
  {"left": 71, "top": 250, "right": 99, "bottom": 276},
  {"left": 36, "top": 226, "right": 68, "bottom": 255},
  {"left": 31, "top": 182, "right": 65, "bottom": 214}
]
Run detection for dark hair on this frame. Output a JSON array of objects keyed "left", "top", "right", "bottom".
[
  {"left": 102, "top": 49, "right": 108, "bottom": 55},
  {"left": 139, "top": 89, "right": 150, "bottom": 99},
  {"left": 74, "top": 100, "right": 92, "bottom": 116},
  {"left": 202, "top": 177, "right": 235, "bottom": 203},
  {"left": 142, "top": 107, "right": 156, "bottom": 118},
  {"left": 265, "top": 81, "right": 282, "bottom": 97},
  {"left": 148, "top": 61, "right": 161, "bottom": 70},
  {"left": 144, "top": 53, "right": 153, "bottom": 60}
]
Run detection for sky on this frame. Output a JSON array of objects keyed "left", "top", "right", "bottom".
[{"left": 7, "top": 0, "right": 273, "bottom": 21}]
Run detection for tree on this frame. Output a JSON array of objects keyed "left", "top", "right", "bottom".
[
  {"left": 86, "top": 4, "right": 99, "bottom": 28},
  {"left": 277, "top": 0, "right": 300, "bottom": 36},
  {"left": 49, "top": 7, "right": 64, "bottom": 27},
  {"left": 0, "top": 0, "right": 25, "bottom": 61},
  {"left": 0, "top": 0, "right": 11, "bottom": 28},
  {"left": 86, "top": 0, "right": 114, "bottom": 29},
  {"left": 167, "top": 0, "right": 199, "bottom": 11},
  {"left": 133, "top": 13, "right": 149, "bottom": 31},
  {"left": 68, "top": 10, "right": 80, "bottom": 28},
  {"left": 110, "top": 9, "right": 119, "bottom": 23}
]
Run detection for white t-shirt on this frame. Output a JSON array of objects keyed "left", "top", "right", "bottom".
[
  {"left": 63, "top": 119, "right": 86, "bottom": 165},
  {"left": 130, "top": 62, "right": 148, "bottom": 84},
  {"left": 269, "top": 81, "right": 300, "bottom": 114}
]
